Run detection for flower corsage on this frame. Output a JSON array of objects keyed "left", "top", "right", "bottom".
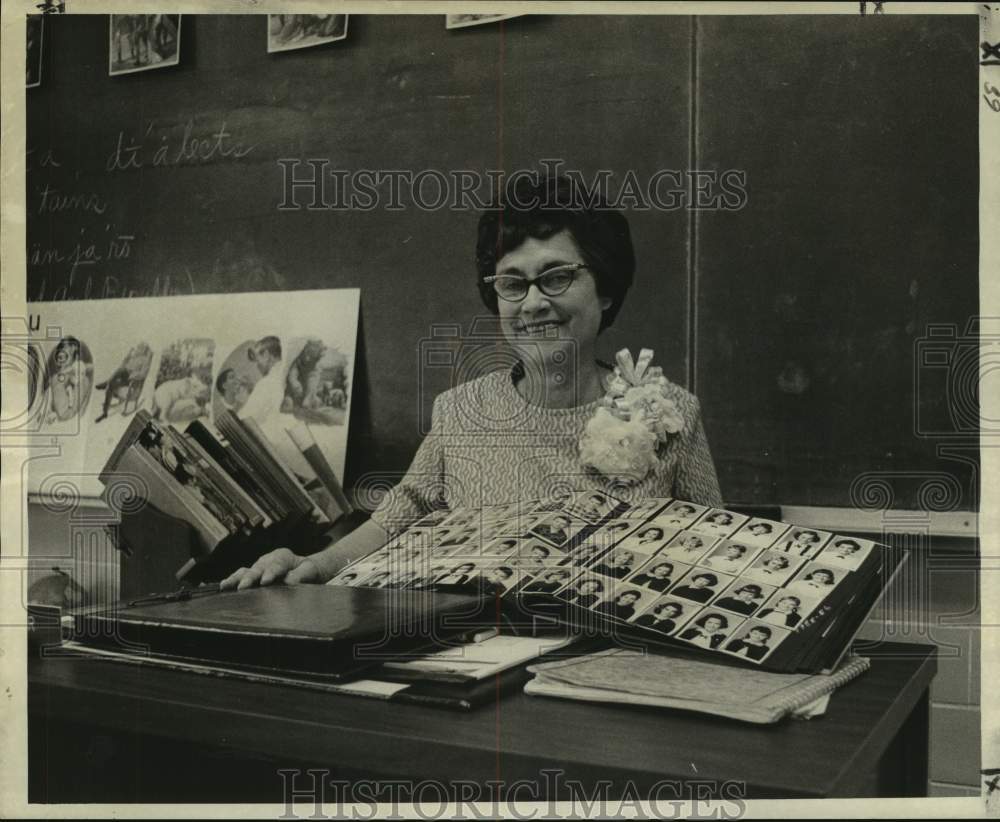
[{"left": 579, "top": 348, "right": 684, "bottom": 485}]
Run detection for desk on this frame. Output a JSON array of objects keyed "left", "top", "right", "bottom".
[{"left": 28, "top": 641, "right": 934, "bottom": 802}]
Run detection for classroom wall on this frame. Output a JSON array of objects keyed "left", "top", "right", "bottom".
[
  {"left": 857, "top": 530, "right": 981, "bottom": 795},
  {"left": 25, "top": 13, "right": 980, "bottom": 511}
]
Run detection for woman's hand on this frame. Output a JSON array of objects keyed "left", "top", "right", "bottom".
[{"left": 219, "top": 547, "right": 322, "bottom": 591}]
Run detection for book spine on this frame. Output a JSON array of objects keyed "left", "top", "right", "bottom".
[
  {"left": 240, "top": 416, "right": 328, "bottom": 521},
  {"left": 182, "top": 432, "right": 270, "bottom": 528},
  {"left": 216, "top": 411, "right": 295, "bottom": 517},
  {"left": 285, "top": 424, "right": 353, "bottom": 516},
  {"left": 186, "top": 420, "right": 279, "bottom": 519},
  {"left": 98, "top": 408, "right": 153, "bottom": 485},
  {"left": 108, "top": 445, "right": 229, "bottom": 550}
]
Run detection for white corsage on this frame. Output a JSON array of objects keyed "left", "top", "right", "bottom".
[{"left": 579, "top": 348, "right": 684, "bottom": 485}]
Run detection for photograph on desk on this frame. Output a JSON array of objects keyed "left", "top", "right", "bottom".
[
  {"left": 631, "top": 597, "right": 691, "bottom": 633},
  {"left": 688, "top": 508, "right": 748, "bottom": 539},
  {"left": 698, "top": 539, "right": 762, "bottom": 576},
  {"left": 651, "top": 500, "right": 707, "bottom": 529},
  {"left": 774, "top": 526, "right": 833, "bottom": 559},
  {"left": 619, "top": 496, "right": 673, "bottom": 521},
  {"left": 657, "top": 530, "right": 717, "bottom": 564},
  {"left": 627, "top": 557, "right": 690, "bottom": 593},
  {"left": 730, "top": 515, "right": 789, "bottom": 549},
  {"left": 613, "top": 523, "right": 677, "bottom": 554},
  {"left": 710, "top": 580, "right": 774, "bottom": 617}
]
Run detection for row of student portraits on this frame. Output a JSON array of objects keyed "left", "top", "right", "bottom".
[{"left": 330, "top": 492, "right": 879, "bottom": 665}]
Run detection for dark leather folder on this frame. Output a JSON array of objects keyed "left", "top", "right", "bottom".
[{"left": 73, "top": 585, "right": 491, "bottom": 679}]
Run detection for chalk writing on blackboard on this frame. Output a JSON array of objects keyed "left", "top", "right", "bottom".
[
  {"left": 36, "top": 185, "right": 108, "bottom": 215},
  {"left": 106, "top": 120, "right": 256, "bottom": 172},
  {"left": 26, "top": 147, "right": 61, "bottom": 170}
]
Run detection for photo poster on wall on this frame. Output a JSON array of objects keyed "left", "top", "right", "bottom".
[{"left": 25, "top": 289, "right": 360, "bottom": 503}]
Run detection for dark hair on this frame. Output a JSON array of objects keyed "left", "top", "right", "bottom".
[
  {"left": 698, "top": 613, "right": 729, "bottom": 629},
  {"left": 215, "top": 368, "right": 234, "bottom": 393},
  {"left": 737, "top": 584, "right": 762, "bottom": 596},
  {"left": 835, "top": 539, "right": 861, "bottom": 550},
  {"left": 250, "top": 335, "right": 282, "bottom": 360},
  {"left": 44, "top": 336, "right": 91, "bottom": 390},
  {"left": 655, "top": 602, "right": 682, "bottom": 616},
  {"left": 693, "top": 573, "right": 718, "bottom": 586},
  {"left": 747, "top": 626, "right": 773, "bottom": 639},
  {"left": 475, "top": 174, "right": 635, "bottom": 333}
]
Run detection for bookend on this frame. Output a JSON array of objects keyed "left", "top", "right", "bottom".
[{"left": 108, "top": 499, "right": 333, "bottom": 596}]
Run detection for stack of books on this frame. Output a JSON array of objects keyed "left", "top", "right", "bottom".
[
  {"left": 99, "top": 409, "right": 350, "bottom": 567},
  {"left": 327, "top": 490, "right": 906, "bottom": 675}
]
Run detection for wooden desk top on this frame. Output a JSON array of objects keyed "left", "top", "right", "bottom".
[{"left": 29, "top": 642, "right": 935, "bottom": 799}]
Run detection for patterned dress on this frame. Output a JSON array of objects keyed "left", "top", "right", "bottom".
[{"left": 371, "top": 367, "right": 723, "bottom": 536}]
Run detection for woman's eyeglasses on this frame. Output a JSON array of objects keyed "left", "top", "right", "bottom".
[{"left": 483, "top": 263, "right": 586, "bottom": 302}]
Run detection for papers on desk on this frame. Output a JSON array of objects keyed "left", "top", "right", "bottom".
[
  {"left": 380, "top": 634, "right": 577, "bottom": 683},
  {"left": 524, "top": 647, "right": 870, "bottom": 724}
]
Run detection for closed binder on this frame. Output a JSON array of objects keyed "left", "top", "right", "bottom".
[{"left": 73, "top": 585, "right": 492, "bottom": 679}]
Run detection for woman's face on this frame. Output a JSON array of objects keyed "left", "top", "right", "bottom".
[
  {"left": 704, "top": 618, "right": 723, "bottom": 632},
  {"left": 494, "top": 230, "right": 611, "bottom": 351}
]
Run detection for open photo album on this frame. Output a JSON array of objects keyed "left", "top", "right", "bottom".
[{"left": 328, "top": 490, "right": 907, "bottom": 674}]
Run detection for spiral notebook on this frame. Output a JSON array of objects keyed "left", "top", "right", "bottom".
[{"left": 524, "top": 647, "right": 870, "bottom": 724}]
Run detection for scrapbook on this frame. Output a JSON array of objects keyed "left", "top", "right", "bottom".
[{"left": 327, "top": 490, "right": 907, "bottom": 675}]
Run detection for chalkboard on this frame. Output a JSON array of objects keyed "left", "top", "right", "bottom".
[
  {"left": 26, "top": 14, "right": 978, "bottom": 509},
  {"left": 26, "top": 13, "right": 694, "bottom": 497},
  {"left": 695, "top": 15, "right": 978, "bottom": 510}
]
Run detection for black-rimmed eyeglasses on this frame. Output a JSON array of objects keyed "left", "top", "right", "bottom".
[{"left": 482, "top": 263, "right": 586, "bottom": 303}]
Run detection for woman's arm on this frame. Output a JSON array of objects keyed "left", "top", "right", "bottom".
[{"left": 302, "top": 518, "right": 388, "bottom": 581}]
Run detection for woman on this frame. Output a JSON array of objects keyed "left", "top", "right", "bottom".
[
  {"left": 630, "top": 561, "right": 675, "bottom": 592},
  {"left": 678, "top": 614, "right": 730, "bottom": 649},
  {"left": 714, "top": 583, "right": 764, "bottom": 616},
  {"left": 670, "top": 572, "right": 719, "bottom": 603},
  {"left": 594, "top": 589, "right": 643, "bottom": 621},
  {"left": 724, "top": 626, "right": 773, "bottom": 661},
  {"left": 222, "top": 175, "right": 722, "bottom": 590},
  {"left": 633, "top": 601, "right": 684, "bottom": 632},
  {"left": 758, "top": 595, "right": 804, "bottom": 628}
]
